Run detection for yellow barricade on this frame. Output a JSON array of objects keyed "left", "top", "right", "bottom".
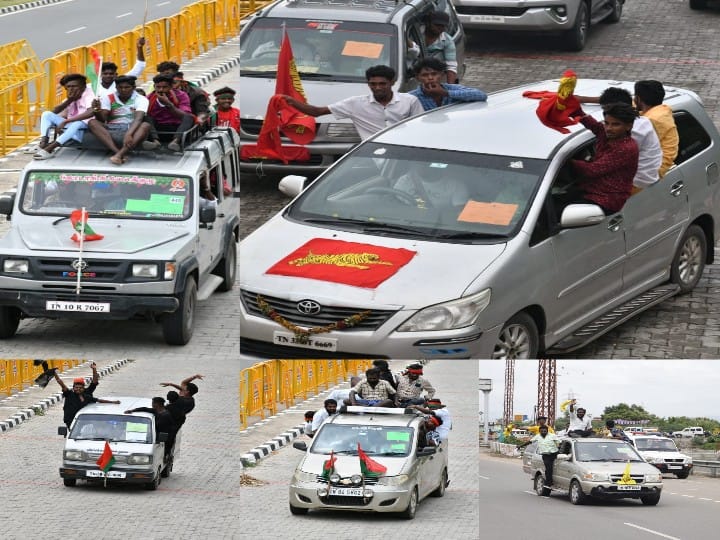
[{"left": 0, "top": 359, "right": 82, "bottom": 396}]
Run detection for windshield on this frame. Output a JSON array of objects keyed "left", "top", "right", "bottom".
[
  {"left": 70, "top": 414, "right": 153, "bottom": 443},
  {"left": 21, "top": 171, "right": 192, "bottom": 219},
  {"left": 310, "top": 424, "right": 414, "bottom": 456},
  {"left": 635, "top": 438, "right": 679, "bottom": 452},
  {"left": 240, "top": 18, "right": 396, "bottom": 81},
  {"left": 288, "top": 143, "right": 547, "bottom": 240},
  {"left": 574, "top": 441, "right": 645, "bottom": 462}
]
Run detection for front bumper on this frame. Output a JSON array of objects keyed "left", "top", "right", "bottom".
[
  {"left": 650, "top": 463, "right": 692, "bottom": 474},
  {"left": 289, "top": 482, "right": 412, "bottom": 513},
  {"left": 0, "top": 289, "right": 178, "bottom": 319},
  {"left": 456, "top": 5, "right": 577, "bottom": 32},
  {"left": 60, "top": 466, "right": 156, "bottom": 484},
  {"left": 586, "top": 482, "right": 663, "bottom": 499}
]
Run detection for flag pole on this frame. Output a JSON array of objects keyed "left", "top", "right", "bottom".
[
  {"left": 143, "top": 0, "right": 148, "bottom": 36},
  {"left": 75, "top": 207, "right": 86, "bottom": 295}
]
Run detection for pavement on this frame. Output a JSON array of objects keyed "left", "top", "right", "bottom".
[{"left": 237, "top": 359, "right": 480, "bottom": 539}]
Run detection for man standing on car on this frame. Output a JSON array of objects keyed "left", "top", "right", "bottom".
[
  {"left": 568, "top": 400, "right": 594, "bottom": 438},
  {"left": 518, "top": 425, "right": 561, "bottom": 491}
]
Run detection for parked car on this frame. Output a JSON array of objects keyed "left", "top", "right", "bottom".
[
  {"left": 239, "top": 0, "right": 465, "bottom": 176},
  {"left": 525, "top": 437, "right": 663, "bottom": 505},
  {"left": 239, "top": 78, "right": 720, "bottom": 359},
  {"left": 629, "top": 435, "right": 693, "bottom": 479},
  {"left": 451, "top": 0, "right": 624, "bottom": 51},
  {"left": 289, "top": 406, "right": 448, "bottom": 518},
  {"left": 672, "top": 426, "right": 706, "bottom": 438}
]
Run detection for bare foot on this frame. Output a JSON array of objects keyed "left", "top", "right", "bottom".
[{"left": 110, "top": 155, "right": 124, "bottom": 165}]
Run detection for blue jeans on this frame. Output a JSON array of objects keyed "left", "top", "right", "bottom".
[{"left": 40, "top": 111, "right": 87, "bottom": 145}]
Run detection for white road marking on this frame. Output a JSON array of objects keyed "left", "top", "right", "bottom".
[
  {"left": 65, "top": 26, "right": 86, "bottom": 34},
  {"left": 522, "top": 490, "right": 536, "bottom": 495},
  {"left": 681, "top": 494, "right": 694, "bottom": 498},
  {"left": 157, "top": 1, "right": 171, "bottom": 6},
  {"left": 624, "top": 523, "right": 680, "bottom": 540},
  {"left": 116, "top": 12, "right": 133, "bottom": 19},
  {"left": 479, "top": 475, "right": 490, "bottom": 480},
  {"left": 699, "top": 497, "right": 712, "bottom": 501}
]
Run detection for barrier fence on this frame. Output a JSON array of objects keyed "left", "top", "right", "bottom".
[
  {"left": 0, "top": 359, "right": 82, "bottom": 396},
  {"left": 240, "top": 360, "right": 374, "bottom": 430},
  {"left": 0, "top": 0, "right": 248, "bottom": 154}
]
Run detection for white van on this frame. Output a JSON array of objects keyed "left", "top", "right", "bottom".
[{"left": 58, "top": 397, "right": 179, "bottom": 490}]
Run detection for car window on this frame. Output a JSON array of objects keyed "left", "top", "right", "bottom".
[
  {"left": 674, "top": 110, "right": 712, "bottom": 165},
  {"left": 310, "top": 424, "right": 414, "bottom": 456},
  {"left": 70, "top": 413, "right": 153, "bottom": 443},
  {"left": 434, "top": 0, "right": 460, "bottom": 35}
]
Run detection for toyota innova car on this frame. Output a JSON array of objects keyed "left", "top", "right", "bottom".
[
  {"left": 630, "top": 435, "right": 693, "bottom": 479},
  {"left": 58, "top": 397, "right": 180, "bottom": 490},
  {"left": 289, "top": 406, "right": 448, "bottom": 518},
  {"left": 526, "top": 437, "right": 663, "bottom": 505},
  {"left": 239, "top": 78, "right": 720, "bottom": 359}
]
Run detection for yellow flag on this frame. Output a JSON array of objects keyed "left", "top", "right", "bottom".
[
  {"left": 617, "top": 462, "right": 636, "bottom": 485},
  {"left": 560, "top": 399, "right": 573, "bottom": 412}
]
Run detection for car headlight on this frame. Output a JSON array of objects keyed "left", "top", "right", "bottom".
[
  {"left": 582, "top": 472, "right": 609, "bottom": 482},
  {"left": 376, "top": 474, "right": 410, "bottom": 486},
  {"left": 3, "top": 259, "right": 29, "bottom": 273},
  {"left": 397, "top": 289, "right": 491, "bottom": 332},
  {"left": 294, "top": 470, "right": 317, "bottom": 483},
  {"left": 164, "top": 262, "right": 176, "bottom": 280},
  {"left": 648, "top": 456, "right": 664, "bottom": 464},
  {"left": 64, "top": 450, "right": 84, "bottom": 461},
  {"left": 132, "top": 263, "right": 158, "bottom": 278},
  {"left": 329, "top": 473, "right": 341, "bottom": 483},
  {"left": 351, "top": 474, "right": 363, "bottom": 485},
  {"left": 127, "top": 454, "right": 152, "bottom": 465},
  {"left": 645, "top": 473, "right": 662, "bottom": 483}
]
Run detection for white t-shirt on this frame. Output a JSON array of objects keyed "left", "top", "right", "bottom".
[
  {"left": 569, "top": 409, "right": 592, "bottom": 431},
  {"left": 310, "top": 407, "right": 334, "bottom": 433},
  {"left": 433, "top": 408, "right": 452, "bottom": 441},
  {"left": 95, "top": 60, "right": 146, "bottom": 99},
  {"left": 328, "top": 92, "right": 424, "bottom": 140},
  {"left": 632, "top": 116, "right": 663, "bottom": 188}
]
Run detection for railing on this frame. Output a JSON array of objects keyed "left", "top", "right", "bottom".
[
  {"left": 0, "top": 359, "right": 82, "bottom": 396},
  {"left": 692, "top": 460, "right": 720, "bottom": 478}
]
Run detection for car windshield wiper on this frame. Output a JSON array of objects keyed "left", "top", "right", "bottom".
[
  {"left": 298, "top": 73, "right": 335, "bottom": 79},
  {"left": 373, "top": 451, "right": 407, "bottom": 456},
  {"left": 302, "top": 217, "right": 370, "bottom": 227},
  {"left": 435, "top": 232, "right": 509, "bottom": 240},
  {"left": 362, "top": 224, "right": 436, "bottom": 237},
  {"left": 240, "top": 70, "right": 276, "bottom": 77}
]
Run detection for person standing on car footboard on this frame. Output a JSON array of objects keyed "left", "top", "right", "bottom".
[{"left": 518, "top": 425, "right": 561, "bottom": 490}]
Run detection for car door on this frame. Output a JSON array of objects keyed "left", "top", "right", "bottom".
[
  {"left": 196, "top": 166, "right": 224, "bottom": 279},
  {"left": 552, "top": 441, "right": 574, "bottom": 490}
]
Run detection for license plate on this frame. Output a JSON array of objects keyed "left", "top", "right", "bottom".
[
  {"left": 470, "top": 15, "right": 505, "bottom": 24},
  {"left": 616, "top": 484, "right": 641, "bottom": 491},
  {"left": 86, "top": 470, "right": 126, "bottom": 478},
  {"left": 667, "top": 465, "right": 682, "bottom": 470},
  {"left": 273, "top": 331, "right": 337, "bottom": 351},
  {"left": 329, "top": 486, "right": 363, "bottom": 497},
  {"left": 46, "top": 301, "right": 110, "bottom": 313}
]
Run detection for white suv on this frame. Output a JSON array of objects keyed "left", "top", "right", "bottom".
[
  {"left": 631, "top": 435, "right": 693, "bottom": 479},
  {"left": 672, "top": 427, "right": 705, "bottom": 438}
]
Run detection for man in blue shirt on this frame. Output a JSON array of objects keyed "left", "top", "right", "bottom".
[{"left": 409, "top": 57, "right": 487, "bottom": 111}]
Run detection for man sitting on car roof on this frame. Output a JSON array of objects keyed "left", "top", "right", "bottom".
[{"left": 348, "top": 368, "right": 396, "bottom": 407}]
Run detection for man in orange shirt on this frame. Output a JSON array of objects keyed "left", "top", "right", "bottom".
[{"left": 634, "top": 80, "right": 679, "bottom": 177}]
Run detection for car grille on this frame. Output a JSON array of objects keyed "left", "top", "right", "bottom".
[
  {"left": 32, "top": 257, "right": 127, "bottom": 282},
  {"left": 609, "top": 474, "right": 645, "bottom": 484},
  {"left": 322, "top": 496, "right": 370, "bottom": 506},
  {"left": 458, "top": 7, "right": 527, "bottom": 16},
  {"left": 663, "top": 458, "right": 685, "bottom": 463},
  {"left": 241, "top": 290, "right": 396, "bottom": 331},
  {"left": 240, "top": 338, "right": 389, "bottom": 359},
  {"left": 316, "top": 476, "right": 379, "bottom": 486}
]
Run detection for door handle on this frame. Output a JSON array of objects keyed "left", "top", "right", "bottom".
[
  {"left": 670, "top": 181, "right": 684, "bottom": 197},
  {"left": 607, "top": 216, "right": 623, "bottom": 232}
]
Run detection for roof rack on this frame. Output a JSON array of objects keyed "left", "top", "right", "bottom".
[
  {"left": 286, "top": 0, "right": 400, "bottom": 11},
  {"left": 343, "top": 406, "right": 417, "bottom": 415}
]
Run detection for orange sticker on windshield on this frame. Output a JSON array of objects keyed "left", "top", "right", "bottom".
[
  {"left": 457, "top": 200, "right": 518, "bottom": 226},
  {"left": 341, "top": 41, "right": 384, "bottom": 59}
]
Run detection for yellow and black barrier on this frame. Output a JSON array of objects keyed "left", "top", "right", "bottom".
[{"left": 0, "top": 359, "right": 82, "bottom": 396}]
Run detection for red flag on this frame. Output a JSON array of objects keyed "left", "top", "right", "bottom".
[
  {"left": 70, "top": 209, "right": 104, "bottom": 242},
  {"left": 85, "top": 48, "right": 102, "bottom": 95},
  {"left": 265, "top": 238, "right": 417, "bottom": 289},
  {"left": 321, "top": 450, "right": 337, "bottom": 480},
  {"left": 522, "top": 70, "right": 582, "bottom": 134},
  {"left": 96, "top": 441, "right": 116, "bottom": 473},
  {"left": 358, "top": 444, "right": 386, "bottom": 477}
]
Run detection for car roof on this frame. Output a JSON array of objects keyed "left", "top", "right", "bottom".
[
  {"left": 75, "top": 397, "right": 153, "bottom": 417},
  {"left": 373, "top": 79, "right": 698, "bottom": 159},
  {"left": 329, "top": 407, "right": 423, "bottom": 427},
  {"left": 262, "top": 0, "right": 424, "bottom": 23}
]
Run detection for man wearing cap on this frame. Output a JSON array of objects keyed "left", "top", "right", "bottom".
[
  {"left": 408, "top": 10, "right": 459, "bottom": 83},
  {"left": 210, "top": 86, "right": 240, "bottom": 132},
  {"left": 53, "top": 363, "right": 120, "bottom": 430},
  {"left": 410, "top": 398, "right": 452, "bottom": 442},
  {"left": 394, "top": 363, "right": 436, "bottom": 408}
]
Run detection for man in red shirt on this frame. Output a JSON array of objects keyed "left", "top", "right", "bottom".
[
  {"left": 210, "top": 86, "right": 240, "bottom": 132},
  {"left": 143, "top": 74, "right": 194, "bottom": 152}
]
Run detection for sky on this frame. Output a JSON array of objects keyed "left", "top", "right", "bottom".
[{"left": 479, "top": 360, "right": 720, "bottom": 423}]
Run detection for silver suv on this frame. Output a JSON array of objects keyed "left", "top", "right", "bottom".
[
  {"left": 452, "top": 0, "right": 624, "bottom": 50},
  {"left": 239, "top": 0, "right": 465, "bottom": 176}
]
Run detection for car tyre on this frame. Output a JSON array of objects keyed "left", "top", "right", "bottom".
[
  {"left": 63, "top": 478, "right": 77, "bottom": 487},
  {"left": 569, "top": 479, "right": 587, "bottom": 505},
  {"left": 534, "top": 474, "right": 551, "bottom": 496},
  {"left": 492, "top": 311, "right": 539, "bottom": 359},
  {"left": 431, "top": 468, "right": 447, "bottom": 497},
  {"left": 162, "top": 276, "right": 197, "bottom": 345},
  {"left": 605, "top": 0, "right": 622, "bottom": 23},
  {"left": 641, "top": 493, "right": 661, "bottom": 505},
  {"left": 144, "top": 468, "right": 161, "bottom": 490},
  {"left": 690, "top": 0, "right": 707, "bottom": 9},
  {"left": 214, "top": 236, "right": 237, "bottom": 292},
  {"left": 670, "top": 224, "right": 706, "bottom": 294},
  {"left": 289, "top": 503, "right": 308, "bottom": 515},
  {"left": 400, "top": 486, "right": 418, "bottom": 519},
  {"left": 0, "top": 306, "right": 20, "bottom": 338},
  {"left": 564, "top": 1, "right": 590, "bottom": 51},
  {"left": 675, "top": 470, "right": 690, "bottom": 479}
]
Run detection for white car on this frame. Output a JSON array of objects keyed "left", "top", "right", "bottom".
[{"left": 630, "top": 435, "right": 692, "bottom": 479}]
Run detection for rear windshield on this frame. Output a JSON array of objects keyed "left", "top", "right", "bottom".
[
  {"left": 20, "top": 171, "right": 193, "bottom": 220},
  {"left": 70, "top": 413, "right": 153, "bottom": 443},
  {"left": 311, "top": 424, "right": 414, "bottom": 456}
]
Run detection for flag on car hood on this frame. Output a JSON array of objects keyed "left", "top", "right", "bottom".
[
  {"left": 70, "top": 209, "right": 104, "bottom": 242},
  {"left": 617, "top": 462, "right": 636, "bottom": 485},
  {"left": 96, "top": 441, "right": 116, "bottom": 473},
  {"left": 321, "top": 450, "right": 337, "bottom": 480},
  {"left": 358, "top": 444, "right": 386, "bottom": 478}
]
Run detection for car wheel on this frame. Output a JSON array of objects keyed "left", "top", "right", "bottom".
[
  {"left": 162, "top": 276, "right": 197, "bottom": 345},
  {"left": 400, "top": 486, "right": 418, "bottom": 519},
  {"left": 144, "top": 468, "right": 161, "bottom": 490},
  {"left": 675, "top": 470, "right": 690, "bottom": 479},
  {"left": 569, "top": 479, "right": 587, "bottom": 505},
  {"left": 431, "top": 468, "right": 447, "bottom": 497},
  {"left": 605, "top": 0, "right": 622, "bottom": 23},
  {"left": 641, "top": 493, "right": 661, "bottom": 505},
  {"left": 534, "top": 474, "right": 551, "bottom": 497},
  {"left": 492, "top": 312, "right": 539, "bottom": 359},
  {"left": 0, "top": 306, "right": 21, "bottom": 338},
  {"left": 63, "top": 478, "right": 77, "bottom": 487},
  {"left": 214, "top": 236, "right": 237, "bottom": 292},
  {"left": 161, "top": 456, "right": 172, "bottom": 478},
  {"left": 690, "top": 0, "right": 707, "bottom": 9},
  {"left": 563, "top": 1, "right": 589, "bottom": 51},
  {"left": 289, "top": 503, "right": 309, "bottom": 515},
  {"left": 670, "top": 224, "right": 706, "bottom": 294}
]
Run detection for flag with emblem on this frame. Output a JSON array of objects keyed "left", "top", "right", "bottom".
[
  {"left": 358, "top": 443, "right": 386, "bottom": 478},
  {"left": 321, "top": 450, "right": 337, "bottom": 480},
  {"left": 70, "top": 209, "right": 104, "bottom": 242},
  {"left": 85, "top": 47, "right": 102, "bottom": 95},
  {"left": 96, "top": 441, "right": 116, "bottom": 473}
]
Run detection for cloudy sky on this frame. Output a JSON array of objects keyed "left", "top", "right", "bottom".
[{"left": 479, "top": 360, "right": 720, "bottom": 423}]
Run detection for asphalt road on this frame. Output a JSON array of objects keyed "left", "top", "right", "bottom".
[
  {"left": 480, "top": 450, "right": 720, "bottom": 540},
  {"left": 240, "top": 0, "right": 720, "bottom": 359},
  {"left": 0, "top": 0, "right": 201, "bottom": 59}
]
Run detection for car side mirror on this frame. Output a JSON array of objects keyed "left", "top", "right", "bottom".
[
  {"left": 0, "top": 190, "right": 15, "bottom": 217},
  {"left": 58, "top": 426, "right": 67, "bottom": 436},
  {"left": 279, "top": 175, "right": 307, "bottom": 198},
  {"left": 557, "top": 453, "right": 571, "bottom": 461},
  {"left": 560, "top": 203, "right": 606, "bottom": 228},
  {"left": 417, "top": 446, "right": 436, "bottom": 456},
  {"left": 200, "top": 206, "right": 217, "bottom": 224},
  {"left": 293, "top": 441, "right": 307, "bottom": 451}
]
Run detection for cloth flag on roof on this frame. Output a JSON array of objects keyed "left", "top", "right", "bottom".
[
  {"left": 617, "top": 462, "right": 636, "bottom": 485},
  {"left": 85, "top": 47, "right": 102, "bottom": 95},
  {"left": 358, "top": 444, "right": 387, "bottom": 478},
  {"left": 522, "top": 69, "right": 582, "bottom": 134},
  {"left": 96, "top": 441, "right": 116, "bottom": 473},
  {"left": 321, "top": 450, "right": 337, "bottom": 480},
  {"left": 242, "top": 29, "right": 316, "bottom": 163},
  {"left": 70, "top": 209, "right": 104, "bottom": 242}
]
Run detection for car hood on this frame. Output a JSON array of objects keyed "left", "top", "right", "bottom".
[
  {"left": 241, "top": 219, "right": 506, "bottom": 308},
  {"left": 575, "top": 461, "right": 660, "bottom": 474},
  {"left": 638, "top": 451, "right": 689, "bottom": 460},
  {"left": 14, "top": 218, "right": 190, "bottom": 254},
  {"left": 301, "top": 453, "right": 406, "bottom": 477},
  {"left": 239, "top": 77, "right": 371, "bottom": 122}
]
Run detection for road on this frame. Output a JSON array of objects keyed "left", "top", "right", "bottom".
[
  {"left": 240, "top": 0, "right": 720, "bottom": 358},
  {"left": 480, "top": 450, "right": 720, "bottom": 539},
  {"left": 238, "top": 359, "right": 480, "bottom": 539},
  {"left": 0, "top": 0, "right": 201, "bottom": 59}
]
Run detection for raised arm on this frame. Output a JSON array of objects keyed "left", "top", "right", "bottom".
[
  {"left": 181, "top": 374, "right": 204, "bottom": 388},
  {"left": 53, "top": 371, "right": 68, "bottom": 392},
  {"left": 282, "top": 95, "right": 331, "bottom": 118}
]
